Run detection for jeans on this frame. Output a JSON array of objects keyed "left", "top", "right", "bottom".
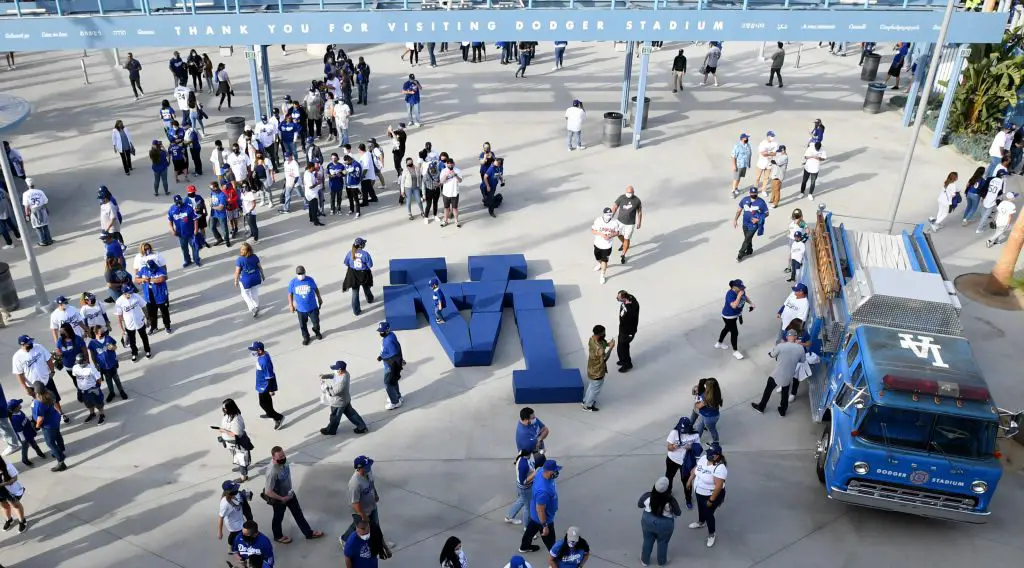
[
  {"left": 521, "top": 520, "right": 557, "bottom": 550},
  {"left": 325, "top": 403, "right": 367, "bottom": 433},
  {"left": 428, "top": 43, "right": 437, "bottom": 66},
  {"left": 976, "top": 205, "right": 996, "bottom": 232},
  {"left": 695, "top": 412, "right": 720, "bottom": 443},
  {"left": 962, "top": 193, "right": 981, "bottom": 222},
  {"left": 641, "top": 512, "right": 675, "bottom": 566},
  {"left": 297, "top": 308, "right": 321, "bottom": 341},
  {"left": 383, "top": 365, "right": 402, "bottom": 404},
  {"left": 754, "top": 376, "right": 791, "bottom": 415},
  {"left": 406, "top": 102, "right": 421, "bottom": 125},
  {"left": 695, "top": 493, "right": 721, "bottom": 535},
  {"left": 554, "top": 46, "right": 566, "bottom": 67},
  {"left": 245, "top": 212, "right": 259, "bottom": 241},
  {"left": 351, "top": 283, "right": 374, "bottom": 315},
  {"left": 567, "top": 130, "right": 582, "bottom": 150},
  {"left": 583, "top": 378, "right": 604, "bottom": 408},
  {"left": 282, "top": 139, "right": 296, "bottom": 158},
  {"left": 210, "top": 216, "right": 231, "bottom": 245},
  {"left": 0, "top": 217, "right": 19, "bottom": 246},
  {"left": 502, "top": 44, "right": 512, "bottom": 64},
  {"left": 283, "top": 182, "right": 303, "bottom": 212},
  {"left": 800, "top": 170, "right": 818, "bottom": 195},
  {"left": 101, "top": 367, "right": 125, "bottom": 395},
  {"left": 41, "top": 426, "right": 65, "bottom": 463},
  {"left": 985, "top": 155, "right": 1002, "bottom": 177},
  {"left": 406, "top": 187, "right": 424, "bottom": 216},
  {"left": 270, "top": 494, "right": 314, "bottom": 539},
  {"left": 506, "top": 485, "right": 531, "bottom": 524},
  {"left": 339, "top": 127, "right": 350, "bottom": 146},
  {"left": 190, "top": 110, "right": 207, "bottom": 137},
  {"left": 617, "top": 332, "right": 634, "bottom": 367},
  {"left": 20, "top": 435, "right": 43, "bottom": 464},
  {"left": 33, "top": 225, "right": 52, "bottom": 246},
  {"left": 177, "top": 234, "right": 199, "bottom": 266},
  {"left": 0, "top": 418, "right": 18, "bottom": 450},
  {"left": 153, "top": 168, "right": 169, "bottom": 194},
  {"left": 357, "top": 82, "right": 368, "bottom": 105}
]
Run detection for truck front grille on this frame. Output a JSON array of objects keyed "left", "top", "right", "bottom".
[{"left": 846, "top": 479, "right": 978, "bottom": 511}]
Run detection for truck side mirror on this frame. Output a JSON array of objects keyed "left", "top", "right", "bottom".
[{"left": 996, "top": 408, "right": 1022, "bottom": 439}]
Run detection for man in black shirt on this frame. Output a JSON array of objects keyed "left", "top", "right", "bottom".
[
  {"left": 616, "top": 290, "right": 639, "bottom": 372},
  {"left": 672, "top": 49, "right": 687, "bottom": 93}
]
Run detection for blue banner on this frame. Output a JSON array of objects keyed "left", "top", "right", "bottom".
[{"left": 0, "top": 10, "right": 1008, "bottom": 50}]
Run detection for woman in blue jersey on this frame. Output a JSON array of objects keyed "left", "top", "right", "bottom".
[
  {"left": 342, "top": 237, "right": 374, "bottom": 316},
  {"left": 714, "top": 279, "right": 754, "bottom": 360},
  {"left": 233, "top": 243, "right": 265, "bottom": 318},
  {"left": 159, "top": 99, "right": 175, "bottom": 131}
]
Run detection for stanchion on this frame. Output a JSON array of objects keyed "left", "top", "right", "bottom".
[{"left": 80, "top": 59, "right": 90, "bottom": 84}]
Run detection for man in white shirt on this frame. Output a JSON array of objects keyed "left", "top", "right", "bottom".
[
  {"left": 334, "top": 98, "right": 352, "bottom": 147},
  {"left": 800, "top": 142, "right": 826, "bottom": 201},
  {"left": 777, "top": 283, "right": 809, "bottom": 331},
  {"left": 439, "top": 158, "right": 462, "bottom": 228},
  {"left": 255, "top": 116, "right": 279, "bottom": 171},
  {"left": 987, "top": 192, "right": 1018, "bottom": 248},
  {"left": 114, "top": 285, "right": 151, "bottom": 361},
  {"left": 976, "top": 166, "right": 1008, "bottom": 233},
  {"left": 987, "top": 124, "right": 1014, "bottom": 177},
  {"left": 210, "top": 141, "right": 228, "bottom": 178},
  {"left": 226, "top": 144, "right": 252, "bottom": 183},
  {"left": 50, "top": 296, "right": 88, "bottom": 342},
  {"left": 71, "top": 353, "right": 106, "bottom": 424},
  {"left": 12, "top": 335, "right": 55, "bottom": 396},
  {"left": 98, "top": 188, "right": 122, "bottom": 244},
  {"left": 755, "top": 131, "right": 778, "bottom": 189},
  {"left": 20, "top": 178, "right": 53, "bottom": 246},
  {"left": 564, "top": 100, "right": 587, "bottom": 151},
  {"left": 357, "top": 144, "right": 378, "bottom": 206},
  {"left": 281, "top": 154, "right": 303, "bottom": 214},
  {"left": 173, "top": 83, "right": 194, "bottom": 113},
  {"left": 303, "top": 164, "right": 325, "bottom": 227},
  {"left": 591, "top": 207, "right": 623, "bottom": 284}
]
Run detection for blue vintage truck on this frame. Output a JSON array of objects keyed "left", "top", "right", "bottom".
[{"left": 800, "top": 206, "right": 1022, "bottom": 523}]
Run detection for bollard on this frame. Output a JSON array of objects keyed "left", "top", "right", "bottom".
[
  {"left": 796, "top": 43, "right": 802, "bottom": 69},
  {"left": 113, "top": 47, "right": 121, "bottom": 67},
  {"left": 80, "top": 59, "right": 90, "bottom": 84}
]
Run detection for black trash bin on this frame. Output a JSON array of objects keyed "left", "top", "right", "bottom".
[
  {"left": 863, "top": 82, "right": 886, "bottom": 114},
  {"left": 225, "top": 116, "right": 246, "bottom": 145},
  {"left": 860, "top": 52, "right": 882, "bottom": 82},
  {"left": 630, "top": 96, "right": 651, "bottom": 130},
  {"left": 0, "top": 262, "right": 19, "bottom": 312},
  {"left": 603, "top": 112, "right": 623, "bottom": 147}
]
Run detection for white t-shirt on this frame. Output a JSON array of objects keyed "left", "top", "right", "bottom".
[
  {"left": 226, "top": 152, "right": 252, "bottom": 182},
  {"left": 779, "top": 292, "right": 809, "bottom": 331},
  {"left": 937, "top": 182, "right": 957, "bottom": 206},
  {"left": 790, "top": 240, "right": 806, "bottom": 263},
  {"left": 984, "top": 173, "right": 1006, "bottom": 208},
  {"left": 565, "top": 107, "right": 586, "bottom": 132},
  {"left": 358, "top": 152, "right": 376, "bottom": 180},
  {"left": 133, "top": 251, "right": 167, "bottom": 273},
  {"left": 990, "top": 131, "right": 1008, "bottom": 158},
  {"left": 210, "top": 148, "right": 227, "bottom": 174},
  {"left": 81, "top": 304, "right": 108, "bottom": 329},
  {"left": 100, "top": 202, "right": 121, "bottom": 233},
  {"left": 666, "top": 429, "right": 701, "bottom": 465},
  {"left": 995, "top": 200, "right": 1017, "bottom": 227},
  {"left": 50, "top": 306, "right": 85, "bottom": 337},
  {"left": 11, "top": 344, "right": 51, "bottom": 384},
  {"left": 173, "top": 85, "right": 194, "bottom": 111},
  {"left": 303, "top": 171, "right": 320, "bottom": 201},
  {"left": 284, "top": 161, "right": 301, "bottom": 186},
  {"left": 440, "top": 167, "right": 462, "bottom": 198},
  {"left": 803, "top": 147, "right": 826, "bottom": 174},
  {"left": 756, "top": 139, "right": 778, "bottom": 170},
  {"left": 2, "top": 462, "right": 24, "bottom": 498},
  {"left": 219, "top": 496, "right": 246, "bottom": 532},
  {"left": 334, "top": 101, "right": 351, "bottom": 129},
  {"left": 21, "top": 188, "right": 49, "bottom": 228},
  {"left": 72, "top": 363, "right": 101, "bottom": 391},
  {"left": 592, "top": 216, "right": 624, "bottom": 249},
  {"left": 114, "top": 293, "right": 147, "bottom": 331},
  {"left": 241, "top": 191, "right": 257, "bottom": 215},
  {"left": 692, "top": 455, "right": 727, "bottom": 496}
]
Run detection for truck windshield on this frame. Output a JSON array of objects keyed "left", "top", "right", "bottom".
[{"left": 858, "top": 406, "right": 997, "bottom": 459}]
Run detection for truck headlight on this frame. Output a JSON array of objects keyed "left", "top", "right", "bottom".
[
  {"left": 853, "top": 461, "right": 869, "bottom": 475},
  {"left": 970, "top": 480, "right": 988, "bottom": 494}
]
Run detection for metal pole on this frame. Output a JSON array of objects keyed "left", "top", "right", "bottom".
[
  {"left": 80, "top": 59, "right": 90, "bottom": 85},
  {"left": 260, "top": 45, "right": 273, "bottom": 116},
  {"left": 112, "top": 48, "right": 121, "bottom": 67},
  {"left": 931, "top": 44, "right": 969, "bottom": 148},
  {"left": 0, "top": 147, "right": 48, "bottom": 310},
  {"left": 620, "top": 42, "right": 634, "bottom": 125},
  {"left": 901, "top": 44, "right": 931, "bottom": 128},
  {"left": 759, "top": 41, "right": 766, "bottom": 61},
  {"left": 248, "top": 47, "right": 262, "bottom": 124},
  {"left": 795, "top": 43, "right": 802, "bottom": 69},
  {"left": 632, "top": 42, "right": 651, "bottom": 150},
  {"left": 887, "top": 0, "right": 955, "bottom": 234}
]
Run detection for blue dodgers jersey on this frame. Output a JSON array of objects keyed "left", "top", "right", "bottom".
[
  {"left": 289, "top": 276, "right": 319, "bottom": 313},
  {"left": 210, "top": 191, "right": 228, "bottom": 218},
  {"left": 168, "top": 204, "right": 195, "bottom": 236},
  {"left": 326, "top": 162, "right": 345, "bottom": 191},
  {"left": 432, "top": 288, "right": 446, "bottom": 310}
]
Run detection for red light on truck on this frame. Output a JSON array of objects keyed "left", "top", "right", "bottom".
[{"left": 882, "top": 375, "right": 990, "bottom": 403}]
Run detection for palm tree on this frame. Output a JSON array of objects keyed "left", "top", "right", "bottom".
[{"left": 985, "top": 208, "right": 1024, "bottom": 296}]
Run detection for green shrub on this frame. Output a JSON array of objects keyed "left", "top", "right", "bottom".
[{"left": 950, "top": 132, "right": 992, "bottom": 162}]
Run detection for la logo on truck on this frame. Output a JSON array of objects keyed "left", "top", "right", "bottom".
[{"left": 898, "top": 333, "right": 949, "bottom": 369}]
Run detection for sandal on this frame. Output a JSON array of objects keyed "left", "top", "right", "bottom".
[
  {"left": 275, "top": 536, "right": 292, "bottom": 544},
  {"left": 307, "top": 531, "right": 324, "bottom": 539}
]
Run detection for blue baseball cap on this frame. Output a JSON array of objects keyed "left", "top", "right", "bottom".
[
  {"left": 354, "top": 455, "right": 373, "bottom": 469},
  {"left": 330, "top": 361, "right": 347, "bottom": 371},
  {"left": 705, "top": 443, "right": 722, "bottom": 459},
  {"left": 376, "top": 321, "right": 390, "bottom": 334},
  {"left": 221, "top": 480, "right": 240, "bottom": 492},
  {"left": 542, "top": 460, "right": 562, "bottom": 472},
  {"left": 16, "top": 335, "right": 32, "bottom": 346},
  {"left": 509, "top": 556, "right": 528, "bottom": 568},
  {"left": 730, "top": 279, "right": 745, "bottom": 289},
  {"left": 6, "top": 399, "right": 22, "bottom": 412},
  {"left": 739, "top": 133, "right": 749, "bottom": 140},
  {"left": 429, "top": 277, "right": 440, "bottom": 288},
  {"left": 97, "top": 186, "right": 110, "bottom": 198},
  {"left": 353, "top": 237, "right": 367, "bottom": 247},
  {"left": 306, "top": 136, "right": 314, "bottom": 143},
  {"left": 792, "top": 283, "right": 808, "bottom": 293},
  {"left": 247, "top": 341, "right": 265, "bottom": 351},
  {"left": 766, "top": 130, "right": 776, "bottom": 137},
  {"left": 121, "top": 284, "right": 134, "bottom": 294},
  {"left": 55, "top": 295, "right": 69, "bottom": 304},
  {"left": 748, "top": 186, "right": 758, "bottom": 194},
  {"left": 173, "top": 194, "right": 183, "bottom": 204}
]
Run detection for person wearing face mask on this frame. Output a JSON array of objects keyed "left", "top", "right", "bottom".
[
  {"left": 31, "top": 381, "right": 67, "bottom": 472},
  {"left": 376, "top": 322, "right": 405, "bottom": 410},
  {"left": 343, "top": 154, "right": 364, "bottom": 218},
  {"left": 88, "top": 325, "right": 127, "bottom": 402},
  {"left": 610, "top": 186, "right": 642, "bottom": 265},
  {"left": 515, "top": 407, "right": 549, "bottom": 454},
  {"left": 167, "top": 195, "right": 201, "bottom": 268},
  {"left": 343, "top": 520, "right": 378, "bottom": 568},
  {"left": 226, "top": 143, "right": 252, "bottom": 186},
  {"left": 70, "top": 353, "right": 106, "bottom": 425},
  {"left": 664, "top": 416, "right": 700, "bottom": 502},
  {"left": 264, "top": 446, "right": 325, "bottom": 543},
  {"left": 217, "top": 480, "right": 253, "bottom": 553},
  {"left": 506, "top": 450, "right": 544, "bottom": 525},
  {"left": 303, "top": 164, "right": 326, "bottom": 226},
  {"left": 247, "top": 341, "right": 283, "bottom": 429},
  {"left": 519, "top": 459, "right": 562, "bottom": 553},
  {"left": 12, "top": 336, "right": 63, "bottom": 415},
  {"left": 399, "top": 156, "right": 424, "bottom": 220},
  {"left": 320, "top": 361, "right": 369, "bottom": 435},
  {"left": 686, "top": 443, "right": 727, "bottom": 548},
  {"left": 343, "top": 238, "right": 375, "bottom": 316},
  {"left": 50, "top": 295, "right": 88, "bottom": 344},
  {"left": 439, "top": 535, "right": 468, "bottom": 568},
  {"left": 288, "top": 265, "right": 323, "bottom": 346},
  {"left": 439, "top": 158, "right": 462, "bottom": 228},
  {"left": 638, "top": 477, "right": 680, "bottom": 567},
  {"left": 549, "top": 526, "right": 590, "bottom": 568},
  {"left": 233, "top": 520, "right": 274, "bottom": 568},
  {"left": 327, "top": 153, "right": 347, "bottom": 215},
  {"left": 591, "top": 208, "right": 623, "bottom": 285},
  {"left": 341, "top": 455, "right": 382, "bottom": 542},
  {"left": 216, "top": 398, "right": 252, "bottom": 482},
  {"left": 615, "top": 290, "right": 639, "bottom": 373},
  {"left": 481, "top": 156, "right": 504, "bottom": 218},
  {"left": 209, "top": 182, "right": 231, "bottom": 247},
  {"left": 478, "top": 141, "right": 495, "bottom": 182}
]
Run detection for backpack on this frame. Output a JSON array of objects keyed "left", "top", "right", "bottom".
[{"left": 977, "top": 177, "right": 993, "bottom": 200}]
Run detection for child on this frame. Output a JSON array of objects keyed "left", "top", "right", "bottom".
[
  {"left": 7, "top": 400, "right": 45, "bottom": 467},
  {"left": 787, "top": 231, "right": 807, "bottom": 282},
  {"left": 224, "top": 180, "right": 241, "bottom": 237},
  {"left": 88, "top": 326, "right": 127, "bottom": 402},
  {"left": 430, "top": 277, "right": 446, "bottom": 325},
  {"left": 785, "top": 209, "right": 807, "bottom": 274},
  {"left": 987, "top": 192, "right": 1018, "bottom": 248},
  {"left": 169, "top": 137, "right": 189, "bottom": 184},
  {"left": 70, "top": 353, "right": 106, "bottom": 424}
]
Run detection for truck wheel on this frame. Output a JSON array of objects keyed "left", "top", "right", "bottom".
[{"left": 815, "top": 423, "right": 831, "bottom": 484}]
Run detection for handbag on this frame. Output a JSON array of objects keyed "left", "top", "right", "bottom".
[
  {"left": 950, "top": 192, "right": 962, "bottom": 210},
  {"left": 237, "top": 432, "right": 254, "bottom": 451}
]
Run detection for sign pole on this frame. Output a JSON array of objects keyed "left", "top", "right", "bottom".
[
  {"left": 246, "top": 47, "right": 262, "bottom": 125},
  {"left": 887, "top": 0, "right": 955, "bottom": 234},
  {"left": 0, "top": 146, "right": 48, "bottom": 309}
]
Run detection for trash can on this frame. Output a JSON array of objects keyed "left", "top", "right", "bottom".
[
  {"left": 860, "top": 52, "right": 882, "bottom": 82},
  {"left": 0, "top": 263, "right": 19, "bottom": 312},
  {"left": 863, "top": 82, "right": 886, "bottom": 114},
  {"left": 225, "top": 116, "right": 246, "bottom": 144},
  {"left": 603, "top": 112, "right": 623, "bottom": 147},
  {"left": 630, "top": 96, "right": 650, "bottom": 130}
]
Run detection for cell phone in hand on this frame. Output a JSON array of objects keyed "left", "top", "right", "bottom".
[{"left": 210, "top": 425, "right": 221, "bottom": 430}]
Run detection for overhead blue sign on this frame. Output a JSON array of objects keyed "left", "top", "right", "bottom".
[
  {"left": 383, "top": 254, "right": 583, "bottom": 404},
  {"left": 0, "top": 10, "right": 1007, "bottom": 50}
]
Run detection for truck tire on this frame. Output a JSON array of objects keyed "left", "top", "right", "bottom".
[{"left": 815, "top": 423, "right": 831, "bottom": 484}]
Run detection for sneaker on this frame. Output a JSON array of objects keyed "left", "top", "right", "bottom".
[
  {"left": 315, "top": 332, "right": 323, "bottom": 340},
  {"left": 775, "top": 386, "right": 782, "bottom": 393},
  {"left": 51, "top": 462, "right": 67, "bottom": 472},
  {"left": 592, "top": 263, "right": 602, "bottom": 271},
  {"left": 777, "top": 407, "right": 786, "bottom": 417},
  {"left": 145, "top": 351, "right": 153, "bottom": 359},
  {"left": 789, "top": 394, "right": 797, "bottom": 403},
  {"left": 519, "top": 545, "right": 541, "bottom": 553},
  {"left": 353, "top": 427, "right": 369, "bottom": 434},
  {"left": 578, "top": 145, "right": 587, "bottom": 150},
  {"left": 84, "top": 413, "right": 95, "bottom": 423},
  {"left": 599, "top": 275, "right": 606, "bottom": 284},
  {"left": 713, "top": 342, "right": 728, "bottom": 350},
  {"left": 504, "top": 517, "right": 523, "bottom": 525},
  {"left": 98, "top": 414, "right": 105, "bottom": 424},
  {"left": 688, "top": 522, "right": 705, "bottom": 529},
  {"left": 706, "top": 535, "right": 717, "bottom": 547},
  {"left": 2, "top": 518, "right": 13, "bottom": 531},
  {"left": 395, "top": 397, "right": 404, "bottom": 408},
  {"left": 21, "top": 460, "right": 32, "bottom": 468},
  {"left": 385, "top": 401, "right": 396, "bottom": 410},
  {"left": 641, "top": 561, "right": 649, "bottom": 567},
  {"left": 1, "top": 245, "right": 12, "bottom": 250},
  {"left": 807, "top": 194, "right": 814, "bottom": 201},
  {"left": 751, "top": 403, "right": 764, "bottom": 413},
  {"left": 302, "top": 338, "right": 311, "bottom": 346},
  {"left": 620, "top": 255, "right": 626, "bottom": 264},
  {"left": 18, "top": 520, "right": 26, "bottom": 533},
  {"left": 686, "top": 501, "right": 694, "bottom": 510},
  {"left": 581, "top": 404, "right": 593, "bottom": 412},
  {"left": 732, "top": 351, "right": 744, "bottom": 360},
  {"left": 424, "top": 217, "right": 430, "bottom": 225},
  {"left": 962, "top": 219, "right": 970, "bottom": 226},
  {"left": 274, "top": 417, "right": 285, "bottom": 430}
]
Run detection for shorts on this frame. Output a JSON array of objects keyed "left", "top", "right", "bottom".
[
  {"left": 172, "top": 159, "right": 187, "bottom": 174},
  {"left": 442, "top": 195, "right": 460, "bottom": 209},
  {"left": 228, "top": 209, "right": 241, "bottom": 220},
  {"left": 705, "top": 65, "right": 717, "bottom": 75},
  {"left": 732, "top": 167, "right": 747, "bottom": 181},
  {"left": 619, "top": 223, "right": 636, "bottom": 240},
  {"left": 0, "top": 487, "right": 22, "bottom": 503},
  {"left": 593, "top": 245, "right": 612, "bottom": 262},
  {"left": 82, "top": 387, "right": 105, "bottom": 409},
  {"left": 887, "top": 64, "right": 901, "bottom": 78}
]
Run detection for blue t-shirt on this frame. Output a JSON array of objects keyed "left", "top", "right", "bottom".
[
  {"left": 88, "top": 335, "right": 118, "bottom": 370},
  {"left": 432, "top": 288, "right": 446, "bottom": 311},
  {"left": 159, "top": 107, "right": 175, "bottom": 122},
  {"left": 485, "top": 164, "right": 502, "bottom": 191},
  {"left": 380, "top": 332, "right": 401, "bottom": 362},
  {"left": 731, "top": 142, "right": 752, "bottom": 169},
  {"left": 210, "top": 191, "right": 228, "bottom": 219},
  {"left": 345, "top": 162, "right": 363, "bottom": 187},
  {"left": 343, "top": 532, "right": 378, "bottom": 568},
  {"left": 326, "top": 162, "right": 345, "bottom": 192},
  {"left": 550, "top": 538, "right": 590, "bottom": 568},
  {"left": 530, "top": 475, "right": 558, "bottom": 524},
  {"left": 288, "top": 276, "right": 320, "bottom": 313},
  {"left": 138, "top": 265, "right": 170, "bottom": 304},
  {"left": 57, "top": 335, "right": 87, "bottom": 369},
  {"left": 233, "top": 532, "right": 275, "bottom": 568},
  {"left": 236, "top": 255, "right": 262, "bottom": 289},
  {"left": 167, "top": 203, "right": 196, "bottom": 237},
  {"left": 31, "top": 399, "right": 61, "bottom": 429},
  {"left": 167, "top": 126, "right": 184, "bottom": 143},
  {"left": 255, "top": 352, "right": 276, "bottom": 393},
  {"left": 344, "top": 249, "right": 373, "bottom": 271},
  {"left": 722, "top": 289, "right": 747, "bottom": 318},
  {"left": 402, "top": 80, "right": 421, "bottom": 104},
  {"left": 105, "top": 240, "right": 126, "bottom": 265},
  {"left": 280, "top": 121, "right": 297, "bottom": 143},
  {"left": 516, "top": 419, "right": 545, "bottom": 452},
  {"left": 152, "top": 150, "right": 169, "bottom": 173},
  {"left": 169, "top": 143, "right": 185, "bottom": 161},
  {"left": 739, "top": 196, "right": 768, "bottom": 230}
]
